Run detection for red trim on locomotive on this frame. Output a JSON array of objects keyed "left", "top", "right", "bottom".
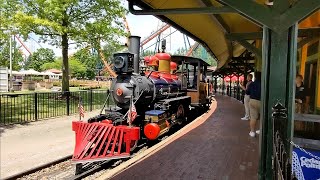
[
  {"left": 155, "top": 53, "right": 171, "bottom": 60},
  {"left": 144, "top": 123, "right": 161, "bottom": 140},
  {"left": 72, "top": 121, "right": 140, "bottom": 162}
]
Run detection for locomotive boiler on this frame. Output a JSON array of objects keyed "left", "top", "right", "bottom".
[{"left": 111, "top": 52, "right": 185, "bottom": 111}]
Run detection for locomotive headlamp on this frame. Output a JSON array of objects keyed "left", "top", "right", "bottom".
[
  {"left": 116, "top": 88, "right": 123, "bottom": 96},
  {"left": 114, "top": 56, "right": 125, "bottom": 69},
  {"left": 113, "top": 52, "right": 134, "bottom": 74}
]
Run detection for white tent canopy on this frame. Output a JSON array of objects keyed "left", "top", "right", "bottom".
[
  {"left": 19, "top": 69, "right": 41, "bottom": 75},
  {"left": 42, "top": 70, "right": 62, "bottom": 76},
  {"left": 12, "top": 71, "right": 23, "bottom": 75}
]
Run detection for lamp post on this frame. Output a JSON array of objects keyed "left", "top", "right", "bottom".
[{"left": 9, "top": 33, "right": 13, "bottom": 92}]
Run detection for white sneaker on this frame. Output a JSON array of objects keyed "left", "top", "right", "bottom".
[
  {"left": 241, "top": 116, "right": 249, "bottom": 121},
  {"left": 249, "top": 131, "right": 255, "bottom": 137},
  {"left": 256, "top": 130, "right": 260, "bottom": 134},
  {"left": 265, "top": 1, "right": 273, "bottom": 5}
]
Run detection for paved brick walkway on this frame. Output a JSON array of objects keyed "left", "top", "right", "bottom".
[{"left": 112, "top": 95, "right": 259, "bottom": 180}]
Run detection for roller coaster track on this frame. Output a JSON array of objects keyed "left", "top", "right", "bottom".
[
  {"left": 140, "top": 24, "right": 171, "bottom": 47},
  {"left": 186, "top": 42, "right": 199, "bottom": 56},
  {"left": 101, "top": 20, "right": 199, "bottom": 77}
]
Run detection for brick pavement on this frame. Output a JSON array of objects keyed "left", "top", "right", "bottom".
[{"left": 112, "top": 95, "right": 259, "bottom": 180}]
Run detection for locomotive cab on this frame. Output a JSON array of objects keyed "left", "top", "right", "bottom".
[{"left": 171, "top": 56, "right": 212, "bottom": 108}]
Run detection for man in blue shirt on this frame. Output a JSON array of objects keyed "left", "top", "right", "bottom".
[{"left": 247, "top": 72, "right": 261, "bottom": 137}]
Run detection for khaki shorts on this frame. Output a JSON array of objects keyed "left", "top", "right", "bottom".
[{"left": 249, "top": 99, "right": 261, "bottom": 120}]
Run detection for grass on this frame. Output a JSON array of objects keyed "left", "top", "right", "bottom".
[{"left": 0, "top": 89, "right": 113, "bottom": 125}]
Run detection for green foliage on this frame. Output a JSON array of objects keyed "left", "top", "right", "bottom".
[
  {"left": 173, "top": 45, "right": 217, "bottom": 66},
  {"left": 41, "top": 57, "right": 86, "bottom": 79},
  {"left": 41, "top": 59, "right": 62, "bottom": 70},
  {"left": 73, "top": 48, "right": 98, "bottom": 79},
  {"left": 0, "top": 39, "right": 23, "bottom": 70},
  {"left": 69, "top": 56, "right": 86, "bottom": 79},
  {"left": 193, "top": 46, "right": 217, "bottom": 66},
  {"left": 173, "top": 47, "right": 188, "bottom": 55},
  {"left": 0, "top": 0, "right": 21, "bottom": 44},
  {"left": 11, "top": 0, "right": 127, "bottom": 91},
  {"left": 52, "top": 81, "right": 62, "bottom": 86},
  {"left": 102, "top": 42, "right": 124, "bottom": 63},
  {"left": 24, "top": 48, "right": 55, "bottom": 71},
  {"left": 141, "top": 50, "right": 155, "bottom": 57},
  {"left": 14, "top": 0, "right": 127, "bottom": 47}
]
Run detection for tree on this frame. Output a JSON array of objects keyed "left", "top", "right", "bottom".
[
  {"left": 141, "top": 50, "right": 155, "bottom": 57},
  {"left": 41, "top": 57, "right": 86, "bottom": 79},
  {"left": 0, "top": 40, "right": 23, "bottom": 71},
  {"left": 173, "top": 47, "right": 187, "bottom": 55},
  {"left": 24, "top": 48, "right": 55, "bottom": 71},
  {"left": 41, "top": 59, "right": 61, "bottom": 71},
  {"left": 69, "top": 57, "right": 87, "bottom": 79},
  {"left": 72, "top": 48, "right": 99, "bottom": 79},
  {"left": 0, "top": 0, "right": 19, "bottom": 44},
  {"left": 14, "top": 0, "right": 127, "bottom": 91},
  {"left": 193, "top": 46, "right": 217, "bottom": 66}
]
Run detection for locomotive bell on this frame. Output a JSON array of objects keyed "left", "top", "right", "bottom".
[{"left": 113, "top": 52, "right": 134, "bottom": 74}]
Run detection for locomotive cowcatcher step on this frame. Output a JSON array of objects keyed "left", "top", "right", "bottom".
[{"left": 72, "top": 121, "right": 140, "bottom": 163}]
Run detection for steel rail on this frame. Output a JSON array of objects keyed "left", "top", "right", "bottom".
[{"left": 3, "top": 155, "right": 72, "bottom": 180}]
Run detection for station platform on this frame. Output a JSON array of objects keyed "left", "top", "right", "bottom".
[{"left": 112, "top": 95, "right": 259, "bottom": 180}]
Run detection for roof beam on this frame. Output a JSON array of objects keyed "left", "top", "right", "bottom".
[
  {"left": 226, "top": 35, "right": 262, "bottom": 58},
  {"left": 226, "top": 32, "right": 263, "bottom": 40},
  {"left": 129, "top": 1, "right": 236, "bottom": 15},
  {"left": 131, "top": 0, "right": 218, "bottom": 61},
  {"left": 199, "top": 0, "right": 233, "bottom": 60},
  {"left": 298, "top": 36, "right": 320, "bottom": 49},
  {"left": 217, "top": 0, "right": 275, "bottom": 29},
  {"left": 231, "top": 56, "right": 255, "bottom": 61},
  {"left": 199, "top": 0, "right": 231, "bottom": 33},
  {"left": 226, "top": 28, "right": 320, "bottom": 40},
  {"left": 277, "top": 0, "right": 320, "bottom": 32},
  {"left": 273, "top": 0, "right": 291, "bottom": 14}
]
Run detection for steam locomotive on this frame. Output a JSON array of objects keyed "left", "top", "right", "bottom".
[{"left": 71, "top": 36, "right": 211, "bottom": 171}]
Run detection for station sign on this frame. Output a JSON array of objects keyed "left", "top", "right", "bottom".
[{"left": 292, "top": 147, "right": 320, "bottom": 180}]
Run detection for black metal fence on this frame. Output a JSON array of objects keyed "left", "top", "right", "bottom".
[{"left": 0, "top": 90, "right": 109, "bottom": 125}]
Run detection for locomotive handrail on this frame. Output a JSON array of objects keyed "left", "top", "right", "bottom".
[
  {"left": 147, "top": 70, "right": 155, "bottom": 79},
  {"left": 121, "top": 88, "right": 146, "bottom": 121},
  {"left": 99, "top": 91, "right": 111, "bottom": 114}
]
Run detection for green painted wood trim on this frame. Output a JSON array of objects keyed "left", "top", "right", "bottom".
[
  {"left": 287, "top": 23, "right": 298, "bottom": 160},
  {"left": 218, "top": 0, "right": 275, "bottom": 29},
  {"left": 259, "top": 25, "right": 298, "bottom": 179},
  {"left": 274, "top": 0, "right": 290, "bottom": 13},
  {"left": 227, "top": 29, "right": 320, "bottom": 40},
  {"left": 277, "top": 0, "right": 320, "bottom": 32},
  {"left": 259, "top": 26, "right": 270, "bottom": 180},
  {"left": 226, "top": 34, "right": 262, "bottom": 59},
  {"left": 315, "top": 56, "right": 320, "bottom": 114}
]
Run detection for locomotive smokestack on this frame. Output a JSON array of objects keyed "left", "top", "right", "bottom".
[{"left": 128, "top": 36, "right": 141, "bottom": 73}]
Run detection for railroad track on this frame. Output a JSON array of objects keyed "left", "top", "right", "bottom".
[
  {"left": 4, "top": 110, "right": 205, "bottom": 180},
  {"left": 3, "top": 155, "right": 72, "bottom": 180},
  {"left": 4, "top": 145, "right": 147, "bottom": 180}
]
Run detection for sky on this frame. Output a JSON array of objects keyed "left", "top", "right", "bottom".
[{"left": 20, "top": 1, "right": 195, "bottom": 58}]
